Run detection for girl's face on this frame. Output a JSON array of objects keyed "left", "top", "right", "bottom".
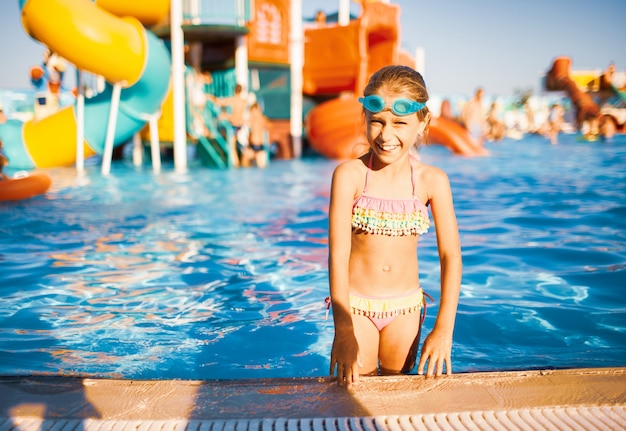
[{"left": 364, "top": 89, "right": 427, "bottom": 162}]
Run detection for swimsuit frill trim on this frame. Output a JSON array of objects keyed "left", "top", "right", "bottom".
[
  {"left": 352, "top": 195, "right": 430, "bottom": 236},
  {"left": 350, "top": 290, "right": 424, "bottom": 319},
  {"left": 351, "top": 153, "right": 431, "bottom": 237}
]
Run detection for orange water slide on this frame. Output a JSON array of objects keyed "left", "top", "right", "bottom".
[
  {"left": 305, "top": 97, "right": 367, "bottom": 160},
  {"left": 429, "top": 117, "right": 489, "bottom": 156},
  {"left": 303, "top": 1, "right": 401, "bottom": 96},
  {"left": 545, "top": 56, "right": 600, "bottom": 126}
]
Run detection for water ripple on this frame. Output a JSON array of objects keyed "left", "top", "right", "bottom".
[{"left": 1, "top": 138, "right": 625, "bottom": 377}]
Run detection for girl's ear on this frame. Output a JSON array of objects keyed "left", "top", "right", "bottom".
[{"left": 416, "top": 112, "right": 431, "bottom": 135}]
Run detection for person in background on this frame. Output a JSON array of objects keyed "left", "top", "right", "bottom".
[
  {"left": 30, "top": 48, "right": 66, "bottom": 93},
  {"left": 584, "top": 117, "right": 601, "bottom": 141},
  {"left": 241, "top": 102, "right": 269, "bottom": 168},
  {"left": 598, "top": 115, "right": 616, "bottom": 142},
  {"left": 524, "top": 101, "right": 543, "bottom": 135},
  {"left": 185, "top": 65, "right": 210, "bottom": 138},
  {"left": 216, "top": 84, "right": 249, "bottom": 167},
  {"left": 546, "top": 103, "right": 565, "bottom": 144},
  {"left": 0, "top": 103, "right": 7, "bottom": 124},
  {"left": 315, "top": 10, "right": 327, "bottom": 25},
  {"left": 44, "top": 50, "right": 66, "bottom": 95},
  {"left": 485, "top": 101, "right": 505, "bottom": 142},
  {"left": 461, "top": 87, "right": 486, "bottom": 146},
  {"left": 439, "top": 99, "right": 463, "bottom": 126},
  {"left": 0, "top": 140, "right": 9, "bottom": 180},
  {"left": 327, "top": 65, "right": 461, "bottom": 387}
]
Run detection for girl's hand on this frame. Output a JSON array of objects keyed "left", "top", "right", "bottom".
[
  {"left": 330, "top": 331, "right": 362, "bottom": 387},
  {"left": 417, "top": 329, "right": 453, "bottom": 377}
]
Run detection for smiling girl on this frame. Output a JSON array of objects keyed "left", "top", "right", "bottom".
[{"left": 327, "top": 65, "right": 462, "bottom": 387}]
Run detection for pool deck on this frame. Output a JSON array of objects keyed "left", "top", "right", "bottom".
[{"left": 1, "top": 367, "right": 625, "bottom": 430}]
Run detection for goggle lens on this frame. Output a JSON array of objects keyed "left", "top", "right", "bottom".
[{"left": 358, "top": 95, "right": 426, "bottom": 116}]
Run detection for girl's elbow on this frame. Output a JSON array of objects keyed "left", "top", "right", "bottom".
[{"left": 440, "top": 249, "right": 462, "bottom": 267}]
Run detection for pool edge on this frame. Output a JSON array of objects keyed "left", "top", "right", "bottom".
[{"left": 1, "top": 367, "right": 625, "bottom": 422}]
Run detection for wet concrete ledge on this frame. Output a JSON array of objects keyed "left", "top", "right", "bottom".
[{"left": 0, "top": 367, "right": 625, "bottom": 420}]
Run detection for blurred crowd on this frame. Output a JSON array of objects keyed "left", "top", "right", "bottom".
[{"left": 436, "top": 85, "right": 617, "bottom": 147}]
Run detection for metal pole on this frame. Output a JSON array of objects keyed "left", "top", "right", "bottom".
[
  {"left": 415, "top": 47, "right": 425, "bottom": 76},
  {"left": 235, "top": 35, "right": 248, "bottom": 91},
  {"left": 132, "top": 132, "right": 143, "bottom": 167},
  {"left": 289, "top": 0, "right": 303, "bottom": 158},
  {"left": 338, "top": 0, "right": 350, "bottom": 26},
  {"left": 75, "top": 69, "right": 85, "bottom": 174},
  {"left": 171, "top": 0, "right": 188, "bottom": 173},
  {"left": 149, "top": 115, "right": 162, "bottom": 174},
  {"left": 101, "top": 82, "right": 122, "bottom": 176}
]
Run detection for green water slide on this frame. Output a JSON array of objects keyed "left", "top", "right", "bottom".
[{"left": 187, "top": 99, "right": 235, "bottom": 169}]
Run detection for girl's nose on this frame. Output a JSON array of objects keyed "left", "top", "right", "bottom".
[{"left": 380, "top": 123, "right": 394, "bottom": 141}]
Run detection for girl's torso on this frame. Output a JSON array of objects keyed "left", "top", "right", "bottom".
[{"left": 348, "top": 153, "right": 430, "bottom": 295}]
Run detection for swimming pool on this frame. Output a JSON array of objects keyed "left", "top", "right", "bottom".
[{"left": 1, "top": 133, "right": 625, "bottom": 380}]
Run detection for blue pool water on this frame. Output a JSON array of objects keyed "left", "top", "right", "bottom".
[{"left": 1, "top": 133, "right": 625, "bottom": 379}]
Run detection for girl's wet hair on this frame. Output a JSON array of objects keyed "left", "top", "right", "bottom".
[{"left": 363, "top": 65, "right": 430, "bottom": 120}]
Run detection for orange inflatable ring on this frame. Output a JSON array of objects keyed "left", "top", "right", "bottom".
[{"left": 0, "top": 172, "right": 52, "bottom": 201}]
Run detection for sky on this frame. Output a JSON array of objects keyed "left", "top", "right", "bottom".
[{"left": 1, "top": 0, "right": 625, "bottom": 97}]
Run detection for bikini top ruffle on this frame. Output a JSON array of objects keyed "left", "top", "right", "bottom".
[
  {"left": 351, "top": 153, "right": 431, "bottom": 236},
  {"left": 352, "top": 194, "right": 430, "bottom": 236}
]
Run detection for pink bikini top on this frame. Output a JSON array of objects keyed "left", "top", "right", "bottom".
[{"left": 352, "top": 153, "right": 430, "bottom": 236}]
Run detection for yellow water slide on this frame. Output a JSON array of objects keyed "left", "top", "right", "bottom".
[{"left": 1, "top": 0, "right": 171, "bottom": 168}]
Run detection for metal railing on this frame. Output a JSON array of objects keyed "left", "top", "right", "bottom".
[{"left": 182, "top": 0, "right": 251, "bottom": 27}]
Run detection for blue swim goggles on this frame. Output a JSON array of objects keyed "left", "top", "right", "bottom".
[{"left": 358, "top": 94, "right": 426, "bottom": 116}]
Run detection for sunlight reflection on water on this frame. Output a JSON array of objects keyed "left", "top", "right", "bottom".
[{"left": 1, "top": 134, "right": 625, "bottom": 378}]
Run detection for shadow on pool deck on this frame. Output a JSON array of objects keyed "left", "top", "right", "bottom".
[{"left": 1, "top": 368, "right": 625, "bottom": 429}]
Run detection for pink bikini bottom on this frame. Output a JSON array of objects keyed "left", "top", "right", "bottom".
[{"left": 350, "top": 289, "right": 425, "bottom": 331}]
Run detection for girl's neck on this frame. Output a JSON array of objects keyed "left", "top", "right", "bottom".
[{"left": 369, "top": 151, "right": 411, "bottom": 172}]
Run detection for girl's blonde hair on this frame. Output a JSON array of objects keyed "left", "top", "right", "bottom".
[{"left": 363, "top": 65, "right": 430, "bottom": 122}]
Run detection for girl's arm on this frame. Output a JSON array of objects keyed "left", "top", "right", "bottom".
[
  {"left": 418, "top": 167, "right": 462, "bottom": 377},
  {"left": 328, "top": 162, "right": 361, "bottom": 387}
]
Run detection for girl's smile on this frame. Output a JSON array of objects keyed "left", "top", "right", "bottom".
[{"left": 377, "top": 142, "right": 401, "bottom": 152}]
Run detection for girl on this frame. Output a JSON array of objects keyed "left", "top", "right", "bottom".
[{"left": 328, "top": 65, "right": 462, "bottom": 387}]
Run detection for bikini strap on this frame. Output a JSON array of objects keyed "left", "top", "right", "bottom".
[
  {"left": 363, "top": 152, "right": 374, "bottom": 194},
  {"left": 365, "top": 153, "right": 418, "bottom": 197},
  {"left": 410, "top": 155, "right": 417, "bottom": 198}
]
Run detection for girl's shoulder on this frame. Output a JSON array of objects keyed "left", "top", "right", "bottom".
[
  {"left": 331, "top": 156, "right": 369, "bottom": 197},
  {"left": 333, "top": 155, "right": 368, "bottom": 178},
  {"left": 413, "top": 156, "right": 444, "bottom": 175},
  {"left": 414, "top": 160, "right": 451, "bottom": 190}
]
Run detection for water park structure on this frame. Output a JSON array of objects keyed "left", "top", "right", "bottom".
[
  {"left": 1, "top": 0, "right": 171, "bottom": 171},
  {"left": 0, "top": 0, "right": 486, "bottom": 178},
  {"left": 302, "top": 1, "right": 483, "bottom": 158},
  {"left": 545, "top": 56, "right": 626, "bottom": 139},
  {"left": 147, "top": 0, "right": 294, "bottom": 167},
  {"left": 1, "top": 0, "right": 296, "bottom": 172}
]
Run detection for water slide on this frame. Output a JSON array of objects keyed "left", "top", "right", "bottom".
[
  {"left": 305, "top": 96, "right": 485, "bottom": 159},
  {"left": 0, "top": 0, "right": 171, "bottom": 169},
  {"left": 429, "top": 117, "right": 489, "bottom": 156},
  {"left": 545, "top": 56, "right": 600, "bottom": 127}
]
